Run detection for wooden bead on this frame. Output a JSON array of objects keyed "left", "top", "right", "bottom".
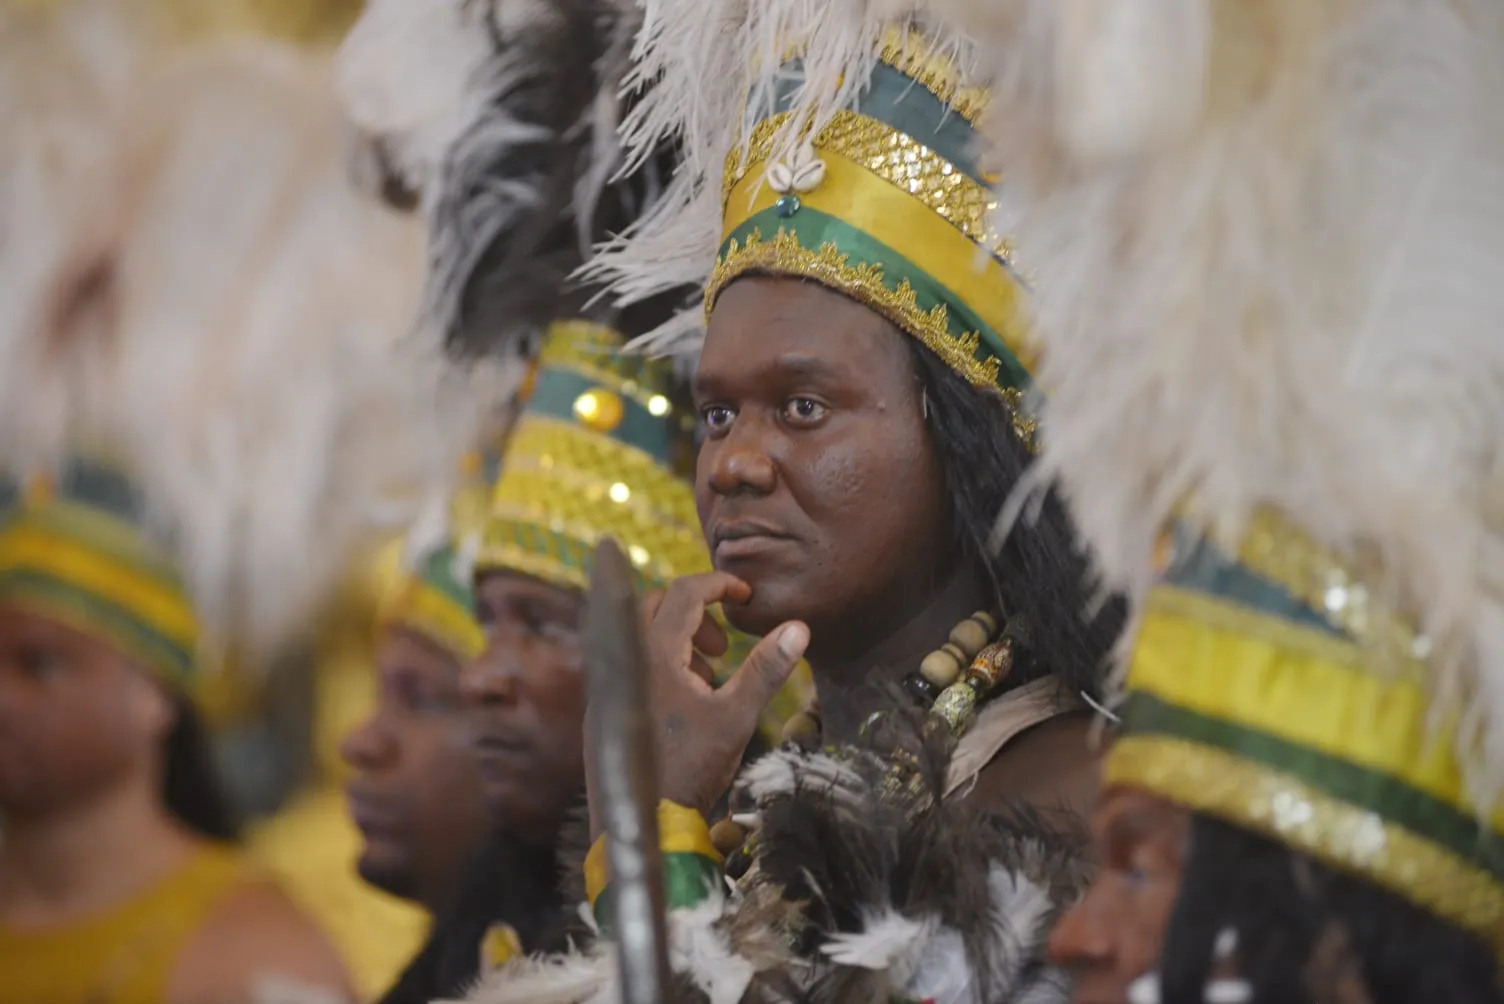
[
  {"left": 709, "top": 818, "right": 747, "bottom": 857},
  {"left": 781, "top": 710, "right": 821, "bottom": 743},
  {"left": 919, "top": 647, "right": 962, "bottom": 687},
  {"left": 947, "top": 617, "right": 991, "bottom": 658},
  {"left": 971, "top": 611, "right": 999, "bottom": 636}
]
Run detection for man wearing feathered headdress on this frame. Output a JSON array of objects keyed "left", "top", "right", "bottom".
[
  {"left": 364, "top": 0, "right": 1140, "bottom": 1001},
  {"left": 931, "top": 0, "right": 1504, "bottom": 1001}
]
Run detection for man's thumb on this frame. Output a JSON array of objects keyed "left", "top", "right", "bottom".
[{"left": 725, "top": 621, "right": 808, "bottom": 711}]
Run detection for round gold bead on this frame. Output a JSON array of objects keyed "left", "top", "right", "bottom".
[
  {"left": 919, "top": 647, "right": 963, "bottom": 687},
  {"left": 947, "top": 617, "right": 991, "bottom": 659},
  {"left": 781, "top": 710, "right": 821, "bottom": 743},
  {"left": 709, "top": 818, "right": 747, "bottom": 857},
  {"left": 572, "top": 388, "right": 625, "bottom": 432}
]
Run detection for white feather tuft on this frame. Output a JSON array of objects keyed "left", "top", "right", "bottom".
[
  {"left": 0, "top": 10, "right": 512, "bottom": 659},
  {"left": 454, "top": 893, "right": 753, "bottom": 1004},
  {"left": 960, "top": 0, "right": 1504, "bottom": 791},
  {"left": 1052, "top": 0, "right": 1212, "bottom": 164},
  {"left": 822, "top": 909, "right": 935, "bottom": 971}
]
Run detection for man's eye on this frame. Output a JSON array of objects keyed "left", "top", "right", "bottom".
[
  {"left": 19, "top": 647, "right": 63, "bottom": 680},
  {"left": 699, "top": 404, "right": 735, "bottom": 431},
  {"left": 782, "top": 397, "right": 828, "bottom": 425}
]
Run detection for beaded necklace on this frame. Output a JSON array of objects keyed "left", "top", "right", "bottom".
[{"left": 710, "top": 609, "right": 1029, "bottom": 857}]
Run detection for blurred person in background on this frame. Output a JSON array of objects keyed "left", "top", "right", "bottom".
[
  {"left": 0, "top": 0, "right": 497, "bottom": 999},
  {"left": 0, "top": 465, "right": 351, "bottom": 1004},
  {"left": 340, "top": 544, "right": 491, "bottom": 924}
]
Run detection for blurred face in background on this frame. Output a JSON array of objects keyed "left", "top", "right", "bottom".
[
  {"left": 462, "top": 570, "right": 586, "bottom": 844},
  {"left": 341, "top": 625, "right": 487, "bottom": 910},
  {"left": 0, "top": 604, "right": 171, "bottom": 820}
]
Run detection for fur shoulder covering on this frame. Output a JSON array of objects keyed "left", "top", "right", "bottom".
[{"left": 456, "top": 723, "right": 1087, "bottom": 1004}]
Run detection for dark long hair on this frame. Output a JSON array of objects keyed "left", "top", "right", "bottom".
[
  {"left": 161, "top": 695, "right": 242, "bottom": 842},
  {"left": 910, "top": 343, "right": 1125, "bottom": 701},
  {"left": 1159, "top": 814, "right": 1501, "bottom": 1004}
]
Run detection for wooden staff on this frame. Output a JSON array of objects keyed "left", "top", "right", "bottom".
[{"left": 584, "top": 539, "right": 670, "bottom": 1004}]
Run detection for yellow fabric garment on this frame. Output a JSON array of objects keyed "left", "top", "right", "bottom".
[
  {"left": 249, "top": 787, "right": 427, "bottom": 1000},
  {"left": 0, "top": 843, "right": 244, "bottom": 1004}
]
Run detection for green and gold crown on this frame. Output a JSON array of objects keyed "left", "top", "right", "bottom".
[
  {"left": 0, "top": 458, "right": 200, "bottom": 690},
  {"left": 476, "top": 320, "right": 710, "bottom": 593},
  {"left": 716, "top": 29, "right": 1034, "bottom": 398},
  {"left": 1109, "top": 510, "right": 1504, "bottom": 955},
  {"left": 374, "top": 539, "right": 485, "bottom": 663},
  {"left": 592, "top": 11, "right": 1038, "bottom": 445}
]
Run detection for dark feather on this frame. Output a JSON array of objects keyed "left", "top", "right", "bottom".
[{"left": 425, "top": 0, "right": 684, "bottom": 361}]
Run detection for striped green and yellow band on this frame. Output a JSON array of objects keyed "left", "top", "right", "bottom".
[
  {"left": 477, "top": 320, "right": 711, "bottom": 595},
  {"left": 711, "top": 27, "right": 1037, "bottom": 444},
  {"left": 379, "top": 543, "right": 485, "bottom": 662},
  {"left": 1108, "top": 511, "right": 1504, "bottom": 955},
  {"left": 0, "top": 458, "right": 199, "bottom": 688}
]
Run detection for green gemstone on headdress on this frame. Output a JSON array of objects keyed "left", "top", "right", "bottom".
[{"left": 775, "top": 195, "right": 802, "bottom": 218}]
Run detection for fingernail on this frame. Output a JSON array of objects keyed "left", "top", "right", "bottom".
[{"left": 777, "top": 623, "right": 809, "bottom": 659}]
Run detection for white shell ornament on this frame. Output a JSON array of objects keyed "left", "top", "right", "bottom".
[{"left": 766, "top": 141, "right": 826, "bottom": 194}]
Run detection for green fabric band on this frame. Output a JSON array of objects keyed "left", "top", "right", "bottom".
[
  {"left": 1123, "top": 692, "right": 1504, "bottom": 881},
  {"left": 591, "top": 851, "right": 723, "bottom": 937}
]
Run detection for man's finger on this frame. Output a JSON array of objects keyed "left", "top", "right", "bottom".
[
  {"left": 653, "top": 572, "right": 751, "bottom": 639},
  {"left": 718, "top": 621, "right": 809, "bottom": 723},
  {"left": 691, "top": 610, "right": 729, "bottom": 658},
  {"left": 687, "top": 652, "right": 717, "bottom": 689}
]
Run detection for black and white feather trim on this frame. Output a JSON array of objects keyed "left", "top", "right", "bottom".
[
  {"left": 458, "top": 717, "right": 1087, "bottom": 1004},
  {"left": 338, "top": 0, "right": 659, "bottom": 363}
]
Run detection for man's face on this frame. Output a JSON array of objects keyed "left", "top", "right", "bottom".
[
  {"left": 341, "top": 625, "right": 488, "bottom": 909},
  {"left": 462, "top": 571, "right": 586, "bottom": 842},
  {"left": 0, "top": 604, "right": 167, "bottom": 818},
  {"left": 1049, "top": 788, "right": 1189, "bottom": 1004}
]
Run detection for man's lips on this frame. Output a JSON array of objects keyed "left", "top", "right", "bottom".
[
  {"left": 710, "top": 521, "right": 794, "bottom": 562},
  {"left": 471, "top": 731, "right": 532, "bottom": 766},
  {"left": 345, "top": 791, "right": 404, "bottom": 838}
]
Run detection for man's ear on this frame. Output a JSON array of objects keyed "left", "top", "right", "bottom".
[{"left": 122, "top": 660, "right": 178, "bottom": 745}]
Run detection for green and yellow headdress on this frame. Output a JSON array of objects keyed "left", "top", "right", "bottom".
[
  {"left": 373, "top": 540, "right": 485, "bottom": 664},
  {"left": 0, "top": 459, "right": 199, "bottom": 689},
  {"left": 475, "top": 319, "right": 709, "bottom": 594},
  {"left": 589, "top": 3, "right": 1037, "bottom": 442},
  {"left": 942, "top": 0, "right": 1504, "bottom": 957},
  {"left": 1110, "top": 513, "right": 1504, "bottom": 954}
]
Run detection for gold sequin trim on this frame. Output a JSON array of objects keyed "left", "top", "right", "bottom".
[
  {"left": 540, "top": 319, "right": 677, "bottom": 414},
  {"left": 485, "top": 417, "right": 710, "bottom": 586},
  {"left": 723, "top": 110, "right": 1007, "bottom": 255},
  {"left": 1107, "top": 735, "right": 1504, "bottom": 957},
  {"left": 474, "top": 538, "right": 588, "bottom": 594},
  {"left": 877, "top": 25, "right": 990, "bottom": 126},
  {"left": 1227, "top": 508, "right": 1427, "bottom": 671},
  {"left": 707, "top": 228, "right": 1037, "bottom": 448}
]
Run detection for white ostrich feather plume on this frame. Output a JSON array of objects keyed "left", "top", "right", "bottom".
[
  {"left": 0, "top": 5, "right": 508, "bottom": 657},
  {"left": 585, "top": 0, "right": 982, "bottom": 358},
  {"left": 943, "top": 0, "right": 1504, "bottom": 791}
]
